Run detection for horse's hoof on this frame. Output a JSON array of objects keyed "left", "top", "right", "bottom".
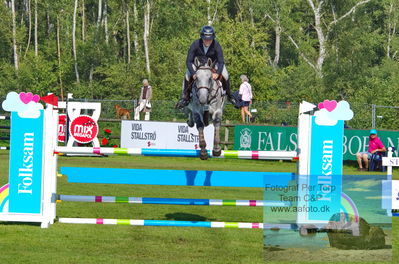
[
  {"left": 187, "top": 119, "right": 194, "bottom": 128},
  {"left": 200, "top": 154, "right": 208, "bottom": 160},
  {"left": 212, "top": 149, "right": 221, "bottom": 157},
  {"left": 200, "top": 149, "right": 208, "bottom": 160}
]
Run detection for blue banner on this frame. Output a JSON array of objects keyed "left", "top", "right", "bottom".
[{"left": 8, "top": 111, "right": 44, "bottom": 214}]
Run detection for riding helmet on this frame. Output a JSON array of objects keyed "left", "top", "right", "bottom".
[{"left": 200, "top": 26, "right": 215, "bottom": 40}]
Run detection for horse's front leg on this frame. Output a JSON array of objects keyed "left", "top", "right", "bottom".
[
  {"left": 212, "top": 117, "right": 222, "bottom": 157},
  {"left": 198, "top": 127, "right": 208, "bottom": 160}
]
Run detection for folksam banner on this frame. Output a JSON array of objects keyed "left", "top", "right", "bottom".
[
  {"left": 8, "top": 110, "right": 44, "bottom": 214},
  {"left": 305, "top": 118, "right": 343, "bottom": 222},
  {"left": 234, "top": 125, "right": 399, "bottom": 160}
]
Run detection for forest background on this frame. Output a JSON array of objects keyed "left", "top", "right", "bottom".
[{"left": 0, "top": 0, "right": 398, "bottom": 128}]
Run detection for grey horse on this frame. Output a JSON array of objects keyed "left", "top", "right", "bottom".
[{"left": 187, "top": 58, "right": 225, "bottom": 160}]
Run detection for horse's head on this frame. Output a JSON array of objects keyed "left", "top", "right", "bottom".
[{"left": 194, "top": 58, "right": 215, "bottom": 105}]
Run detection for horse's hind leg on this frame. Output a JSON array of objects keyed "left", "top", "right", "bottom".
[
  {"left": 198, "top": 127, "right": 208, "bottom": 160},
  {"left": 212, "top": 118, "right": 222, "bottom": 157}
]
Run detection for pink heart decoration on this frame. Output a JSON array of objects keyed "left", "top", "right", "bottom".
[
  {"left": 322, "top": 100, "right": 337, "bottom": 112},
  {"left": 19, "top": 92, "right": 33, "bottom": 104},
  {"left": 318, "top": 102, "right": 324, "bottom": 110},
  {"left": 32, "top": 94, "right": 40, "bottom": 103}
]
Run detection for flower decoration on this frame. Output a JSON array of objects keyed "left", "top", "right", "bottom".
[{"left": 101, "top": 138, "right": 109, "bottom": 146}]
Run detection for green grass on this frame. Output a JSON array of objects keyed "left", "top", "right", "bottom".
[{"left": 0, "top": 151, "right": 398, "bottom": 263}]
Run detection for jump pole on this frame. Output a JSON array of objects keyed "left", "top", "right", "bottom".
[
  {"left": 58, "top": 218, "right": 296, "bottom": 229},
  {"left": 57, "top": 194, "right": 290, "bottom": 207},
  {"left": 55, "top": 146, "right": 297, "bottom": 160}
]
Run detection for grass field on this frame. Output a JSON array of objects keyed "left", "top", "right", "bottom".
[{"left": 0, "top": 151, "right": 397, "bottom": 264}]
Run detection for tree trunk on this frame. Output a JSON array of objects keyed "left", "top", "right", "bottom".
[
  {"left": 57, "top": 15, "right": 64, "bottom": 101},
  {"left": 103, "top": 0, "right": 109, "bottom": 44},
  {"left": 249, "top": 7, "right": 255, "bottom": 48},
  {"left": 308, "top": 0, "right": 325, "bottom": 76},
  {"left": 273, "top": 21, "right": 281, "bottom": 68},
  {"left": 11, "top": 0, "right": 19, "bottom": 70},
  {"left": 34, "top": 0, "right": 38, "bottom": 57},
  {"left": 46, "top": 11, "right": 50, "bottom": 36},
  {"left": 81, "top": 0, "right": 86, "bottom": 41},
  {"left": 132, "top": 0, "right": 139, "bottom": 54},
  {"left": 143, "top": 0, "right": 151, "bottom": 75},
  {"left": 126, "top": 8, "right": 131, "bottom": 64},
  {"left": 264, "top": 9, "right": 281, "bottom": 68},
  {"left": 96, "top": 0, "right": 102, "bottom": 28},
  {"left": 206, "top": 0, "right": 219, "bottom": 25},
  {"left": 73, "top": 0, "right": 80, "bottom": 83},
  {"left": 24, "top": 0, "right": 31, "bottom": 57},
  {"left": 386, "top": 1, "right": 398, "bottom": 59}
]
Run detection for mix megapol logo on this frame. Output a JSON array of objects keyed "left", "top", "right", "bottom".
[
  {"left": 240, "top": 128, "right": 252, "bottom": 149},
  {"left": 69, "top": 115, "right": 99, "bottom": 144},
  {"left": 58, "top": 114, "right": 67, "bottom": 142}
]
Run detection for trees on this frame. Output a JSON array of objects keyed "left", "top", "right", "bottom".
[{"left": 0, "top": 0, "right": 397, "bottom": 128}]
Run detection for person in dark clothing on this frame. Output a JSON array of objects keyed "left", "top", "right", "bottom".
[{"left": 176, "top": 25, "right": 237, "bottom": 109}]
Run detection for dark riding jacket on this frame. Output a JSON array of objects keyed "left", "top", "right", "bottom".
[{"left": 186, "top": 39, "right": 224, "bottom": 76}]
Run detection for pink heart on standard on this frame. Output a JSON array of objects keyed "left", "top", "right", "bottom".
[
  {"left": 19, "top": 92, "right": 34, "bottom": 104},
  {"left": 32, "top": 94, "right": 40, "bottom": 103},
  {"left": 322, "top": 100, "right": 337, "bottom": 112},
  {"left": 318, "top": 102, "right": 325, "bottom": 110}
]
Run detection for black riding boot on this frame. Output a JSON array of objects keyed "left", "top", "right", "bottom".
[
  {"left": 176, "top": 79, "right": 192, "bottom": 109},
  {"left": 221, "top": 78, "right": 238, "bottom": 107}
]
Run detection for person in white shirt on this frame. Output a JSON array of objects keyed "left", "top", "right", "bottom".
[
  {"left": 239, "top": 75, "right": 253, "bottom": 123},
  {"left": 134, "top": 79, "right": 152, "bottom": 120}
]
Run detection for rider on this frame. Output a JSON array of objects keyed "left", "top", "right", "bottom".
[{"left": 176, "top": 25, "right": 237, "bottom": 109}]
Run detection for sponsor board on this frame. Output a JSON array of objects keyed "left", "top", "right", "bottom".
[
  {"left": 6, "top": 111, "right": 44, "bottom": 214},
  {"left": 234, "top": 125, "right": 399, "bottom": 160},
  {"left": 121, "top": 121, "right": 214, "bottom": 149},
  {"left": 58, "top": 114, "right": 66, "bottom": 142},
  {"left": 69, "top": 115, "right": 99, "bottom": 144}
]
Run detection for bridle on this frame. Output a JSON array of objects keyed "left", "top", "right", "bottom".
[
  {"left": 194, "top": 66, "right": 214, "bottom": 91},
  {"left": 193, "top": 66, "right": 222, "bottom": 103}
]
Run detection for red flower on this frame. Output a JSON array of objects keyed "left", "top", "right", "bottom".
[
  {"left": 101, "top": 138, "right": 109, "bottom": 146},
  {"left": 112, "top": 145, "right": 118, "bottom": 148},
  {"left": 104, "top": 128, "right": 112, "bottom": 134}
]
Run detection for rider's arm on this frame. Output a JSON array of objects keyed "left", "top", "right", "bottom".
[
  {"left": 215, "top": 41, "right": 224, "bottom": 75},
  {"left": 186, "top": 41, "right": 198, "bottom": 76}
]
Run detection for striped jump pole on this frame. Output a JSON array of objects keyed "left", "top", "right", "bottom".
[
  {"left": 0, "top": 115, "right": 10, "bottom": 120},
  {"left": 59, "top": 218, "right": 295, "bottom": 229},
  {"left": 58, "top": 194, "right": 291, "bottom": 207},
  {"left": 55, "top": 146, "right": 297, "bottom": 160},
  {"left": 0, "top": 146, "right": 10, "bottom": 150}
]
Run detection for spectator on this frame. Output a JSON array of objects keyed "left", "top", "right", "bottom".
[
  {"left": 356, "top": 129, "right": 386, "bottom": 171},
  {"left": 134, "top": 79, "right": 152, "bottom": 121},
  {"left": 239, "top": 74, "right": 253, "bottom": 123}
]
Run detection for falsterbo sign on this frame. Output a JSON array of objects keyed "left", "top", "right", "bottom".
[{"left": 234, "top": 126, "right": 399, "bottom": 160}]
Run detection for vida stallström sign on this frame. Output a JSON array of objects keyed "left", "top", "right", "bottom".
[{"left": 234, "top": 125, "right": 399, "bottom": 160}]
